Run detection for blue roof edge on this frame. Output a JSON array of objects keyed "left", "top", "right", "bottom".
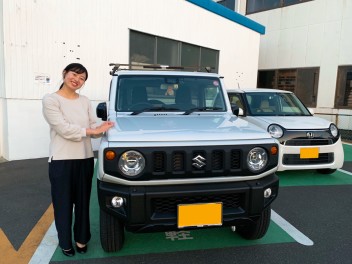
[{"left": 185, "top": 0, "right": 265, "bottom": 35}]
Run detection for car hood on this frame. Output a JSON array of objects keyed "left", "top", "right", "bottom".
[
  {"left": 106, "top": 114, "right": 271, "bottom": 142},
  {"left": 248, "top": 116, "right": 331, "bottom": 130}
]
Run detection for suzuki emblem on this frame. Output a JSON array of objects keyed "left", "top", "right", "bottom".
[{"left": 192, "top": 155, "right": 206, "bottom": 169}]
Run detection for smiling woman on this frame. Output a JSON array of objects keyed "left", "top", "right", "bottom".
[{"left": 42, "top": 63, "right": 114, "bottom": 257}]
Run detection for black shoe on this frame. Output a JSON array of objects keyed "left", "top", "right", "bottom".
[
  {"left": 76, "top": 244, "right": 87, "bottom": 254},
  {"left": 62, "top": 248, "right": 75, "bottom": 257}
]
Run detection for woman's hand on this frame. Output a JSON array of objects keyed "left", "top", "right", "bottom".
[{"left": 86, "top": 121, "right": 115, "bottom": 136}]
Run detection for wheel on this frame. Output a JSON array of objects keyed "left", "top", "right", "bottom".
[
  {"left": 317, "top": 168, "right": 337, "bottom": 174},
  {"left": 237, "top": 206, "right": 271, "bottom": 240},
  {"left": 129, "top": 102, "right": 152, "bottom": 111},
  {"left": 100, "top": 208, "right": 125, "bottom": 252}
]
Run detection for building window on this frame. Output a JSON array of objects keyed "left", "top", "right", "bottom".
[
  {"left": 246, "top": 0, "right": 313, "bottom": 15},
  {"left": 181, "top": 43, "right": 200, "bottom": 67},
  {"left": 156, "top": 38, "right": 179, "bottom": 66},
  {"left": 257, "top": 67, "right": 319, "bottom": 107},
  {"left": 201, "top": 47, "right": 219, "bottom": 73},
  {"left": 335, "top": 65, "right": 352, "bottom": 108},
  {"left": 216, "top": 0, "right": 237, "bottom": 11},
  {"left": 130, "top": 30, "right": 219, "bottom": 72},
  {"left": 130, "top": 31, "right": 155, "bottom": 64}
]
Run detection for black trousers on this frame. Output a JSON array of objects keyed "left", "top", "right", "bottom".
[{"left": 49, "top": 158, "right": 94, "bottom": 249}]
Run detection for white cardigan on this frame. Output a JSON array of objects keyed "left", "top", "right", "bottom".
[{"left": 42, "top": 93, "right": 100, "bottom": 161}]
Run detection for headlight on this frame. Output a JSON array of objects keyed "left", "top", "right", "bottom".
[
  {"left": 247, "top": 147, "right": 268, "bottom": 172},
  {"left": 329, "top": 124, "right": 339, "bottom": 138},
  {"left": 268, "top": 124, "right": 283, "bottom": 138},
  {"left": 118, "top": 150, "right": 145, "bottom": 177}
]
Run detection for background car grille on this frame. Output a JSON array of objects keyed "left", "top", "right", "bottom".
[
  {"left": 285, "top": 139, "right": 333, "bottom": 146},
  {"left": 283, "top": 153, "right": 334, "bottom": 165}
]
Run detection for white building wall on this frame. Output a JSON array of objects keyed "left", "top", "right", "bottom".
[
  {"left": 239, "top": 0, "right": 352, "bottom": 129},
  {"left": 0, "top": 0, "right": 7, "bottom": 160},
  {"left": 1, "top": 0, "right": 262, "bottom": 160}
]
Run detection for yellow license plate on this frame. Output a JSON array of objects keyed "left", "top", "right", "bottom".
[
  {"left": 300, "top": 147, "right": 319, "bottom": 159},
  {"left": 177, "top": 202, "right": 222, "bottom": 228}
]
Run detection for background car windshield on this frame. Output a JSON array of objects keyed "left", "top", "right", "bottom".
[
  {"left": 244, "top": 92, "right": 311, "bottom": 116},
  {"left": 115, "top": 75, "right": 226, "bottom": 112}
]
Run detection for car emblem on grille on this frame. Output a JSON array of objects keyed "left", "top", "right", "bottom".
[
  {"left": 192, "top": 155, "right": 206, "bottom": 169},
  {"left": 306, "top": 132, "right": 314, "bottom": 138}
]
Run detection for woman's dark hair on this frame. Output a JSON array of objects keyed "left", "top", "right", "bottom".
[{"left": 59, "top": 63, "right": 88, "bottom": 89}]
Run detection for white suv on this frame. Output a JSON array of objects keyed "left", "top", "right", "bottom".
[
  {"left": 227, "top": 88, "right": 344, "bottom": 174},
  {"left": 96, "top": 64, "right": 280, "bottom": 252}
]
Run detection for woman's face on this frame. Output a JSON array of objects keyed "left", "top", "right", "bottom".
[{"left": 63, "top": 70, "right": 87, "bottom": 90}]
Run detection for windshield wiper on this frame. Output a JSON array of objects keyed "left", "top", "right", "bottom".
[
  {"left": 183, "top": 107, "right": 223, "bottom": 115},
  {"left": 131, "top": 106, "right": 180, "bottom": 115}
]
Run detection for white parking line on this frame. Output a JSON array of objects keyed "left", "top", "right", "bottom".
[
  {"left": 271, "top": 209, "right": 314, "bottom": 246},
  {"left": 338, "top": 168, "right": 352, "bottom": 176},
  {"left": 29, "top": 222, "right": 58, "bottom": 264}
]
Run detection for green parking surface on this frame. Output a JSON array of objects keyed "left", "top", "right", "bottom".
[
  {"left": 50, "top": 144, "right": 352, "bottom": 261},
  {"left": 343, "top": 143, "right": 352, "bottom": 161}
]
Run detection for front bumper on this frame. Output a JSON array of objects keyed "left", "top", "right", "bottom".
[
  {"left": 277, "top": 137, "right": 344, "bottom": 171},
  {"left": 97, "top": 173, "right": 279, "bottom": 232}
]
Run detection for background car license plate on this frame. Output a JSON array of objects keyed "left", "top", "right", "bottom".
[
  {"left": 177, "top": 202, "right": 222, "bottom": 228},
  {"left": 300, "top": 147, "right": 319, "bottom": 159}
]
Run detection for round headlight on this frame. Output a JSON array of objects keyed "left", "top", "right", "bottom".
[
  {"left": 330, "top": 124, "right": 339, "bottom": 138},
  {"left": 247, "top": 147, "right": 268, "bottom": 172},
  {"left": 268, "top": 124, "right": 283, "bottom": 138},
  {"left": 118, "top": 150, "right": 145, "bottom": 177}
]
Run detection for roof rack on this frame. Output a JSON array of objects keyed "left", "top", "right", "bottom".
[{"left": 109, "top": 63, "right": 214, "bottom": 75}]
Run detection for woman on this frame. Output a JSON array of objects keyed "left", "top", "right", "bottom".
[{"left": 42, "top": 63, "right": 114, "bottom": 257}]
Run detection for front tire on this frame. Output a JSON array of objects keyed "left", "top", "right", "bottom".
[
  {"left": 100, "top": 208, "right": 125, "bottom": 252},
  {"left": 237, "top": 206, "right": 271, "bottom": 240}
]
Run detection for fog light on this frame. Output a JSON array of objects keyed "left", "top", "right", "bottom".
[
  {"left": 264, "top": 188, "right": 272, "bottom": 198},
  {"left": 111, "top": 196, "right": 124, "bottom": 208}
]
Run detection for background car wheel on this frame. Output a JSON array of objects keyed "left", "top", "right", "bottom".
[
  {"left": 100, "top": 208, "right": 125, "bottom": 252},
  {"left": 237, "top": 206, "right": 271, "bottom": 240},
  {"left": 316, "top": 168, "right": 337, "bottom": 174}
]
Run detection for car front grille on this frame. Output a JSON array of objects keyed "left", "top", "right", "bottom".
[
  {"left": 103, "top": 144, "right": 278, "bottom": 180},
  {"left": 152, "top": 149, "right": 241, "bottom": 174},
  {"left": 151, "top": 193, "right": 244, "bottom": 217},
  {"left": 282, "top": 153, "right": 334, "bottom": 165},
  {"left": 285, "top": 139, "right": 333, "bottom": 146}
]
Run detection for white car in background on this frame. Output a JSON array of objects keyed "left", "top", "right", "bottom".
[{"left": 227, "top": 88, "right": 344, "bottom": 174}]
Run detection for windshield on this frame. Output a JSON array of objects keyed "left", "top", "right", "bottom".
[
  {"left": 115, "top": 75, "right": 226, "bottom": 114},
  {"left": 244, "top": 92, "right": 311, "bottom": 116}
]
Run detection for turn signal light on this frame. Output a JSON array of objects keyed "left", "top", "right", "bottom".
[
  {"left": 270, "top": 146, "right": 278, "bottom": 155},
  {"left": 105, "top": 150, "right": 116, "bottom": 160}
]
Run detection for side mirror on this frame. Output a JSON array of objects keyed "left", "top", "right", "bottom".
[
  {"left": 97, "top": 102, "right": 107, "bottom": 121},
  {"left": 231, "top": 104, "right": 239, "bottom": 116}
]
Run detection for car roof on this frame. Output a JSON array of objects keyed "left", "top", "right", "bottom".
[{"left": 226, "top": 88, "right": 292, "bottom": 94}]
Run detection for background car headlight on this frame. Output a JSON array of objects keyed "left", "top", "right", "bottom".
[
  {"left": 268, "top": 124, "right": 283, "bottom": 138},
  {"left": 330, "top": 124, "right": 339, "bottom": 138},
  {"left": 247, "top": 147, "right": 268, "bottom": 172},
  {"left": 118, "top": 150, "right": 145, "bottom": 177}
]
